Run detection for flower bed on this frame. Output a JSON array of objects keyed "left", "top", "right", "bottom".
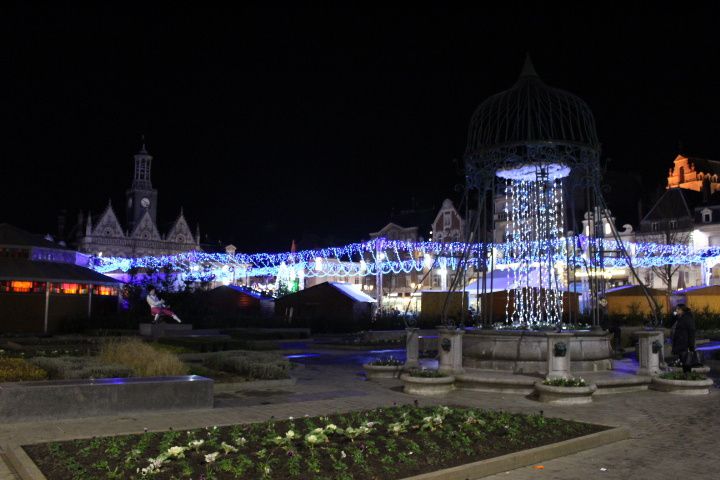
[{"left": 24, "top": 405, "right": 607, "bottom": 480}]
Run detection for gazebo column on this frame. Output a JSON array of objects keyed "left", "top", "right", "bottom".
[{"left": 43, "top": 281, "right": 50, "bottom": 334}]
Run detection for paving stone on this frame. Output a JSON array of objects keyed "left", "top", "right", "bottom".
[{"left": 1, "top": 361, "right": 719, "bottom": 479}]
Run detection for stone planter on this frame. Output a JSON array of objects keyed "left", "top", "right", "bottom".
[
  {"left": 363, "top": 364, "right": 402, "bottom": 380},
  {"left": 401, "top": 373, "right": 455, "bottom": 396},
  {"left": 650, "top": 377, "right": 714, "bottom": 395},
  {"left": 534, "top": 382, "right": 597, "bottom": 405}
]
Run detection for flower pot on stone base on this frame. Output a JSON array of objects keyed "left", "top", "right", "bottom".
[
  {"left": 363, "top": 364, "right": 402, "bottom": 380},
  {"left": 534, "top": 382, "right": 597, "bottom": 405},
  {"left": 401, "top": 373, "right": 455, "bottom": 396},
  {"left": 650, "top": 377, "right": 714, "bottom": 395}
]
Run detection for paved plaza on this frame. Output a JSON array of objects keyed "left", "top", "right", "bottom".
[{"left": 1, "top": 351, "right": 718, "bottom": 480}]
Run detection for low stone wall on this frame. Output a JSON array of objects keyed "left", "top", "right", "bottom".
[
  {"left": 463, "top": 330, "right": 613, "bottom": 375},
  {"left": 0, "top": 375, "right": 213, "bottom": 423}
]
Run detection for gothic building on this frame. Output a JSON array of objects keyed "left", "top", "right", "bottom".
[{"left": 76, "top": 143, "right": 201, "bottom": 257}]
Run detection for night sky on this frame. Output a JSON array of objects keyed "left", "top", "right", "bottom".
[{"left": 2, "top": 4, "right": 719, "bottom": 252}]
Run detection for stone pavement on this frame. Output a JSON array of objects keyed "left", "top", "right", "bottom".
[{"left": 1, "top": 359, "right": 719, "bottom": 479}]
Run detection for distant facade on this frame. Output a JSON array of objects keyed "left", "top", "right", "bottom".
[
  {"left": 431, "top": 199, "right": 465, "bottom": 243},
  {"left": 667, "top": 154, "right": 720, "bottom": 193},
  {"left": 76, "top": 143, "right": 201, "bottom": 257}
]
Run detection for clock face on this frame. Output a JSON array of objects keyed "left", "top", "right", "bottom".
[{"left": 141, "top": 197, "right": 150, "bottom": 208}]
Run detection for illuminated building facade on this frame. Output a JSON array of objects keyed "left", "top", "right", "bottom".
[{"left": 76, "top": 142, "right": 201, "bottom": 258}]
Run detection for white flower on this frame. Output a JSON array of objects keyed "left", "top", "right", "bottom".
[
  {"left": 235, "top": 436, "right": 247, "bottom": 446},
  {"left": 188, "top": 439, "right": 205, "bottom": 450},
  {"left": 205, "top": 452, "right": 219, "bottom": 464},
  {"left": 325, "top": 424, "right": 337, "bottom": 432},
  {"left": 306, "top": 434, "right": 319, "bottom": 444},
  {"left": 312, "top": 427, "right": 324, "bottom": 434},
  {"left": 221, "top": 442, "right": 238, "bottom": 454},
  {"left": 341, "top": 450, "right": 347, "bottom": 459},
  {"left": 286, "top": 430, "right": 296, "bottom": 439},
  {"left": 264, "top": 466, "right": 271, "bottom": 474},
  {"left": 166, "top": 446, "right": 186, "bottom": 458}
]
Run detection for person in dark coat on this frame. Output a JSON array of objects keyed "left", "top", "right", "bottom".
[{"left": 671, "top": 304, "right": 696, "bottom": 373}]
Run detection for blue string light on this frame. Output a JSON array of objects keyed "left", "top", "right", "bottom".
[{"left": 90, "top": 236, "right": 717, "bottom": 281}]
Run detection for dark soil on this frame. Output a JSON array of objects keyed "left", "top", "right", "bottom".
[{"left": 25, "top": 405, "right": 608, "bottom": 480}]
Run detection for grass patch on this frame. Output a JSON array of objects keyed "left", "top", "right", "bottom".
[
  {"left": 100, "top": 338, "right": 188, "bottom": 377},
  {"left": 24, "top": 405, "right": 607, "bottom": 480}
]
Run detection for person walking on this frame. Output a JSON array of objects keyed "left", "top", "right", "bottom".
[
  {"left": 671, "top": 304, "right": 696, "bottom": 373},
  {"left": 146, "top": 288, "right": 182, "bottom": 323}
]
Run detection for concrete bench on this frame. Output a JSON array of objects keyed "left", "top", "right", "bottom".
[{"left": 0, "top": 375, "right": 213, "bottom": 423}]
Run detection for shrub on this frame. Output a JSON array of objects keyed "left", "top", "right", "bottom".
[
  {"left": 99, "top": 338, "right": 188, "bottom": 377},
  {"left": 203, "top": 351, "right": 290, "bottom": 380},
  {"left": 29, "top": 356, "right": 132, "bottom": 380},
  {"left": 0, "top": 358, "right": 48, "bottom": 382}
]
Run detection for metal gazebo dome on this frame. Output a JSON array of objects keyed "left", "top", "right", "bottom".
[{"left": 464, "top": 56, "right": 600, "bottom": 184}]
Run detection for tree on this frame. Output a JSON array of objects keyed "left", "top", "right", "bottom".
[{"left": 648, "top": 225, "right": 691, "bottom": 296}]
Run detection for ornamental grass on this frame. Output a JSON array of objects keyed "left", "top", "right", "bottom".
[
  {"left": 99, "top": 338, "right": 188, "bottom": 377},
  {"left": 0, "top": 357, "right": 48, "bottom": 382}
]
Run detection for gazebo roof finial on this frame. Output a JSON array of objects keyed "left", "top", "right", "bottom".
[{"left": 519, "top": 53, "right": 538, "bottom": 78}]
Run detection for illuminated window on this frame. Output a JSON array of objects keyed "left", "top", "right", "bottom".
[
  {"left": 51, "top": 283, "right": 87, "bottom": 294},
  {"left": 93, "top": 285, "right": 117, "bottom": 296},
  {"left": 0, "top": 281, "right": 45, "bottom": 293}
]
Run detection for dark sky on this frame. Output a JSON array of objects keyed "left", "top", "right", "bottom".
[{"left": 1, "top": 3, "right": 719, "bottom": 252}]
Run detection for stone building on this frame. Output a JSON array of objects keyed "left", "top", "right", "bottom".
[{"left": 75, "top": 143, "right": 201, "bottom": 257}]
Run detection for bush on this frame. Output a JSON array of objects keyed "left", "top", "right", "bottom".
[
  {"left": 99, "top": 338, "right": 188, "bottom": 377},
  {"left": 29, "top": 356, "right": 133, "bottom": 380},
  {"left": 0, "top": 358, "right": 48, "bottom": 382},
  {"left": 203, "top": 350, "right": 290, "bottom": 380}
]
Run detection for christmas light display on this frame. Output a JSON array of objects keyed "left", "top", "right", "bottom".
[{"left": 90, "top": 235, "right": 716, "bottom": 283}]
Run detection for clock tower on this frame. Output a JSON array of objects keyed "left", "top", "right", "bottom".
[{"left": 125, "top": 139, "right": 159, "bottom": 231}]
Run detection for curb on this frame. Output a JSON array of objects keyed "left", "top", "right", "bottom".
[
  {"left": 213, "top": 377, "right": 296, "bottom": 393},
  {"left": 399, "top": 427, "right": 629, "bottom": 480},
  {"left": 2, "top": 445, "right": 47, "bottom": 480}
]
